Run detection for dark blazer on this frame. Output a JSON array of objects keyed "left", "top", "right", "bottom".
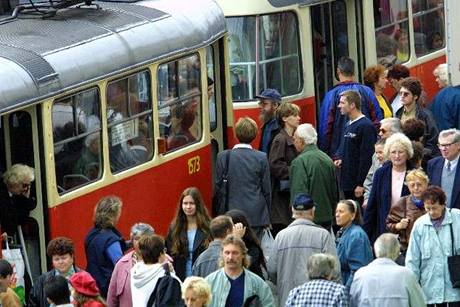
[
  {"left": 363, "top": 161, "right": 412, "bottom": 243},
  {"left": 215, "top": 146, "right": 271, "bottom": 227},
  {"left": 268, "top": 129, "right": 298, "bottom": 226},
  {"left": 427, "top": 156, "right": 460, "bottom": 209},
  {"left": 166, "top": 227, "right": 209, "bottom": 281}
]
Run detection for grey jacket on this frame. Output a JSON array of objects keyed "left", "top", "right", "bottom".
[
  {"left": 363, "top": 153, "right": 383, "bottom": 202},
  {"left": 215, "top": 146, "right": 271, "bottom": 227},
  {"left": 192, "top": 240, "right": 222, "bottom": 277},
  {"left": 267, "top": 218, "right": 339, "bottom": 306}
]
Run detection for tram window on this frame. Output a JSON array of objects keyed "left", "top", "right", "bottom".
[
  {"left": 158, "top": 54, "right": 202, "bottom": 152},
  {"left": 374, "top": 0, "right": 410, "bottom": 66},
  {"left": 107, "top": 71, "right": 153, "bottom": 173},
  {"left": 53, "top": 88, "right": 102, "bottom": 193},
  {"left": 227, "top": 12, "right": 302, "bottom": 101},
  {"left": 206, "top": 46, "right": 217, "bottom": 131},
  {"left": 412, "top": 0, "right": 445, "bottom": 56}
]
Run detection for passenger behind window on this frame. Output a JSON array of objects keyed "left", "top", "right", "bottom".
[
  {"left": 167, "top": 97, "right": 198, "bottom": 150},
  {"left": 427, "top": 31, "right": 444, "bottom": 51},
  {"left": 73, "top": 133, "right": 100, "bottom": 180},
  {"left": 395, "top": 30, "right": 409, "bottom": 63},
  {"left": 376, "top": 33, "right": 398, "bottom": 67},
  {"left": 128, "top": 121, "right": 151, "bottom": 164}
]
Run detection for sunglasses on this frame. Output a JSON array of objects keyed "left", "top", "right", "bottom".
[
  {"left": 399, "top": 91, "right": 412, "bottom": 97},
  {"left": 379, "top": 128, "right": 387, "bottom": 134}
]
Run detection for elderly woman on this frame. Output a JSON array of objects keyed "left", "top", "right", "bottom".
[
  {"left": 85, "top": 196, "right": 126, "bottom": 298},
  {"left": 285, "top": 254, "right": 347, "bottom": 306},
  {"left": 364, "top": 64, "right": 392, "bottom": 118},
  {"left": 0, "top": 164, "right": 35, "bottom": 238},
  {"left": 433, "top": 63, "right": 450, "bottom": 89},
  {"left": 182, "top": 276, "right": 212, "bottom": 307},
  {"left": 268, "top": 102, "right": 300, "bottom": 235},
  {"left": 386, "top": 169, "right": 428, "bottom": 262},
  {"left": 406, "top": 186, "right": 460, "bottom": 306},
  {"left": 107, "top": 223, "right": 155, "bottom": 307},
  {"left": 29, "top": 237, "right": 81, "bottom": 307},
  {"left": 363, "top": 133, "right": 414, "bottom": 243},
  {"left": 335, "top": 200, "right": 373, "bottom": 290}
]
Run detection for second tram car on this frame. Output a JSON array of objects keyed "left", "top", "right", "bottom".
[{"left": 217, "top": 0, "right": 447, "bottom": 144}]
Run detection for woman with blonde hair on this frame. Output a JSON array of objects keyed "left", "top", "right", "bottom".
[
  {"left": 386, "top": 169, "right": 428, "bottom": 263},
  {"left": 363, "top": 133, "right": 414, "bottom": 243},
  {"left": 166, "top": 187, "right": 211, "bottom": 281},
  {"left": 85, "top": 196, "right": 126, "bottom": 297},
  {"left": 182, "top": 276, "right": 212, "bottom": 307}
]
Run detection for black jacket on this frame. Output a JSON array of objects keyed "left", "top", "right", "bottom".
[
  {"left": 166, "top": 227, "right": 209, "bottom": 281},
  {"left": 0, "top": 183, "right": 36, "bottom": 235}
]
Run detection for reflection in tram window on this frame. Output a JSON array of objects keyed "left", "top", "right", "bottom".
[
  {"left": 227, "top": 12, "right": 302, "bottom": 101},
  {"left": 374, "top": 0, "right": 410, "bottom": 66},
  {"left": 52, "top": 88, "right": 102, "bottom": 193},
  {"left": 158, "top": 54, "right": 202, "bottom": 151},
  {"left": 412, "top": 0, "right": 445, "bottom": 56},
  {"left": 106, "top": 71, "right": 153, "bottom": 173},
  {"left": 206, "top": 46, "right": 217, "bottom": 132}
]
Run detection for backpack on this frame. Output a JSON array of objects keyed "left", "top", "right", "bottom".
[{"left": 147, "top": 265, "right": 184, "bottom": 307}]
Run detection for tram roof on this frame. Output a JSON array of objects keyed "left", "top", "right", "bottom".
[{"left": 0, "top": 0, "right": 226, "bottom": 113}]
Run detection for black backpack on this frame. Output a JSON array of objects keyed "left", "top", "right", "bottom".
[{"left": 147, "top": 265, "right": 184, "bottom": 307}]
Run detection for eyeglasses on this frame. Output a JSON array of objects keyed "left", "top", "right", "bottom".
[
  {"left": 379, "top": 128, "right": 387, "bottom": 134},
  {"left": 438, "top": 142, "right": 458, "bottom": 149},
  {"left": 22, "top": 182, "right": 31, "bottom": 189},
  {"left": 399, "top": 91, "right": 412, "bottom": 97}
]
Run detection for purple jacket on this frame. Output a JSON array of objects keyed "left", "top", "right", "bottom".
[{"left": 107, "top": 250, "right": 135, "bottom": 307}]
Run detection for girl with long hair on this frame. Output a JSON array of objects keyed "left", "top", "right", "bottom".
[{"left": 166, "top": 187, "right": 211, "bottom": 281}]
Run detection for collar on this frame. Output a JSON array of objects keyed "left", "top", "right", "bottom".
[
  {"left": 370, "top": 257, "right": 397, "bottom": 266},
  {"left": 280, "top": 128, "right": 295, "bottom": 145},
  {"left": 422, "top": 208, "right": 452, "bottom": 225},
  {"left": 444, "top": 154, "right": 460, "bottom": 170},
  {"left": 233, "top": 143, "right": 253, "bottom": 150},
  {"left": 403, "top": 103, "right": 416, "bottom": 114},
  {"left": 300, "top": 143, "right": 319, "bottom": 154},
  {"left": 348, "top": 114, "right": 365, "bottom": 125},
  {"left": 289, "top": 218, "right": 317, "bottom": 227}
]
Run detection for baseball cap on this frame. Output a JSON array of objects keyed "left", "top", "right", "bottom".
[
  {"left": 255, "top": 88, "right": 282, "bottom": 103},
  {"left": 292, "top": 193, "right": 316, "bottom": 211},
  {"left": 69, "top": 271, "right": 100, "bottom": 297}
]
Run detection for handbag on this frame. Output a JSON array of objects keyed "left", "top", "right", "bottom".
[
  {"left": 2, "top": 240, "right": 26, "bottom": 302},
  {"left": 212, "top": 150, "right": 231, "bottom": 216},
  {"left": 448, "top": 219, "right": 460, "bottom": 288}
]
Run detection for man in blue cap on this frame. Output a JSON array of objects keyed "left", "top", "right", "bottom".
[
  {"left": 256, "top": 88, "right": 281, "bottom": 156},
  {"left": 267, "top": 193, "right": 339, "bottom": 306}
]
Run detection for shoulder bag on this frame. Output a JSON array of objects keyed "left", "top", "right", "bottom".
[
  {"left": 212, "top": 150, "right": 231, "bottom": 216},
  {"left": 448, "top": 213, "right": 460, "bottom": 288}
]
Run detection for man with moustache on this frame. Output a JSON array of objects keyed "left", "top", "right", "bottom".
[
  {"left": 256, "top": 88, "right": 281, "bottom": 157},
  {"left": 205, "top": 235, "right": 275, "bottom": 307}
]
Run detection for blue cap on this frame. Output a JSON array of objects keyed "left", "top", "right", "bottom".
[
  {"left": 255, "top": 88, "right": 281, "bottom": 103},
  {"left": 292, "top": 193, "right": 316, "bottom": 211}
]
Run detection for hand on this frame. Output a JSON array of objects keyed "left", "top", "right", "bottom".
[
  {"left": 334, "top": 159, "right": 342, "bottom": 168},
  {"left": 1, "top": 232, "right": 7, "bottom": 241},
  {"left": 354, "top": 186, "right": 364, "bottom": 198},
  {"left": 362, "top": 200, "right": 367, "bottom": 210},
  {"left": 396, "top": 218, "right": 410, "bottom": 230},
  {"left": 233, "top": 223, "right": 246, "bottom": 238}
]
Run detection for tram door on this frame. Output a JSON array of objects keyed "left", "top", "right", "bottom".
[
  {"left": 2, "top": 107, "right": 47, "bottom": 280},
  {"left": 206, "top": 39, "right": 227, "bottom": 183},
  {"left": 310, "top": 0, "right": 365, "bottom": 109}
]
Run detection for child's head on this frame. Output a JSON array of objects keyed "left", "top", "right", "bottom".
[
  {"left": 0, "top": 259, "right": 13, "bottom": 292},
  {"left": 44, "top": 275, "right": 70, "bottom": 305},
  {"left": 69, "top": 271, "right": 101, "bottom": 303}
]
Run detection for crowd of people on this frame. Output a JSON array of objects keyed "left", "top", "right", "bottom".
[{"left": 1, "top": 55, "right": 460, "bottom": 307}]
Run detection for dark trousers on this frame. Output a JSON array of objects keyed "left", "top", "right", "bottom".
[{"left": 428, "top": 302, "right": 460, "bottom": 307}]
